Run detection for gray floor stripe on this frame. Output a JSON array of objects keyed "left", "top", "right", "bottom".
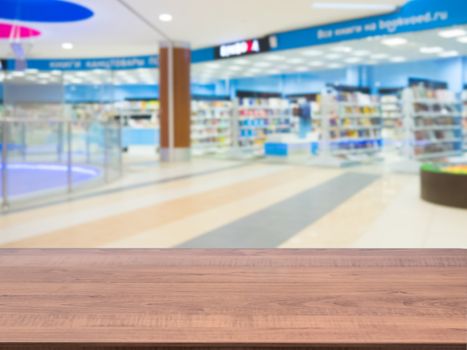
[
  {"left": 1, "top": 162, "right": 252, "bottom": 215},
  {"left": 178, "top": 172, "right": 379, "bottom": 248}
]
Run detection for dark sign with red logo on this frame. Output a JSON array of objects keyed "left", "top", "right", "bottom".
[{"left": 215, "top": 37, "right": 272, "bottom": 59}]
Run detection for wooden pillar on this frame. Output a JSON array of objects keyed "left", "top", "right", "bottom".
[{"left": 159, "top": 41, "right": 191, "bottom": 162}]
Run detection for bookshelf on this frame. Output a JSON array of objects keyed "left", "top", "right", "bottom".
[
  {"left": 380, "top": 90, "right": 404, "bottom": 151},
  {"left": 402, "top": 86, "right": 463, "bottom": 160},
  {"left": 317, "top": 89, "right": 383, "bottom": 165},
  {"left": 235, "top": 97, "right": 292, "bottom": 156},
  {"left": 191, "top": 100, "right": 233, "bottom": 156}
]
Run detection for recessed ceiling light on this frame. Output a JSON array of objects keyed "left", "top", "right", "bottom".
[
  {"left": 245, "top": 72, "right": 260, "bottom": 77},
  {"left": 438, "top": 28, "right": 466, "bottom": 38},
  {"left": 311, "top": 2, "right": 396, "bottom": 11},
  {"left": 325, "top": 53, "right": 342, "bottom": 59},
  {"left": 456, "top": 36, "right": 467, "bottom": 43},
  {"left": 240, "top": 71, "right": 254, "bottom": 77},
  {"left": 344, "top": 57, "right": 361, "bottom": 63},
  {"left": 331, "top": 46, "right": 352, "bottom": 53},
  {"left": 390, "top": 56, "right": 406, "bottom": 62},
  {"left": 353, "top": 50, "right": 370, "bottom": 56},
  {"left": 370, "top": 53, "right": 388, "bottom": 60},
  {"left": 312, "top": 2, "right": 397, "bottom": 11},
  {"left": 439, "top": 50, "right": 459, "bottom": 58},
  {"left": 294, "top": 66, "right": 309, "bottom": 72},
  {"left": 289, "top": 58, "right": 305, "bottom": 64},
  {"left": 328, "top": 63, "right": 343, "bottom": 69},
  {"left": 381, "top": 37, "right": 407, "bottom": 46},
  {"left": 420, "top": 46, "right": 443, "bottom": 54},
  {"left": 159, "top": 14, "right": 173, "bottom": 22},
  {"left": 309, "top": 61, "right": 324, "bottom": 67},
  {"left": 268, "top": 69, "right": 281, "bottom": 75},
  {"left": 265, "top": 54, "right": 286, "bottom": 61},
  {"left": 229, "top": 66, "right": 242, "bottom": 71},
  {"left": 62, "top": 42, "right": 74, "bottom": 50},
  {"left": 205, "top": 63, "right": 221, "bottom": 69},
  {"left": 302, "top": 49, "right": 322, "bottom": 57},
  {"left": 233, "top": 59, "right": 250, "bottom": 65},
  {"left": 254, "top": 62, "right": 272, "bottom": 67}
]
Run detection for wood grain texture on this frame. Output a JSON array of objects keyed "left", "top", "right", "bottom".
[{"left": 0, "top": 249, "right": 465, "bottom": 350}]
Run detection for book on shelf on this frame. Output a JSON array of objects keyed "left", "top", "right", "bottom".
[
  {"left": 318, "top": 90, "right": 383, "bottom": 161},
  {"left": 191, "top": 100, "right": 233, "bottom": 155},
  {"left": 402, "top": 85, "right": 463, "bottom": 160},
  {"left": 235, "top": 97, "right": 292, "bottom": 155}
]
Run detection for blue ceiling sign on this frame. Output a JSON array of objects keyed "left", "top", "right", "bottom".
[
  {"left": 0, "top": 0, "right": 93, "bottom": 23},
  {"left": 191, "top": 0, "right": 467, "bottom": 63},
  {"left": 6, "top": 55, "right": 159, "bottom": 71},
  {"left": 274, "top": 0, "right": 467, "bottom": 51}
]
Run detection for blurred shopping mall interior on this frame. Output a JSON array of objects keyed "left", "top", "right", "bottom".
[{"left": 0, "top": 0, "right": 466, "bottom": 249}]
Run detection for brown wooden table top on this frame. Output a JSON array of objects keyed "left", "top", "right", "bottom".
[{"left": 0, "top": 249, "right": 466, "bottom": 349}]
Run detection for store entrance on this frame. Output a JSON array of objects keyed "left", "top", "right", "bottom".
[{"left": 187, "top": 26, "right": 467, "bottom": 169}]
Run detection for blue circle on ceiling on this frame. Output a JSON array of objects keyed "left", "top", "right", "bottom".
[{"left": 0, "top": 0, "right": 93, "bottom": 23}]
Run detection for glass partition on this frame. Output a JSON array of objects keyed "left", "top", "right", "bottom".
[{"left": 0, "top": 118, "right": 122, "bottom": 211}]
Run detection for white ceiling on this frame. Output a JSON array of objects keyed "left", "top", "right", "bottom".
[{"left": 0, "top": 0, "right": 407, "bottom": 59}]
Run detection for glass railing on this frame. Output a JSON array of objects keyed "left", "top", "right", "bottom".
[{"left": 0, "top": 117, "right": 123, "bottom": 211}]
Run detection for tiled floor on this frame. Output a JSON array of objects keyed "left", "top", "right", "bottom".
[{"left": 0, "top": 158, "right": 466, "bottom": 248}]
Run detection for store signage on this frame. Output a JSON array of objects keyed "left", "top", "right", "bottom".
[
  {"left": 314, "top": 9, "right": 449, "bottom": 43},
  {"left": 5, "top": 55, "right": 159, "bottom": 72},
  {"left": 215, "top": 37, "right": 271, "bottom": 59},
  {"left": 191, "top": 0, "right": 466, "bottom": 64},
  {"left": 274, "top": 0, "right": 467, "bottom": 52}
]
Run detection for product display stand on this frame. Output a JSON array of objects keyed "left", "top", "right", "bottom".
[
  {"left": 70, "top": 102, "right": 116, "bottom": 122},
  {"left": 402, "top": 86, "right": 463, "bottom": 161},
  {"left": 421, "top": 162, "right": 467, "bottom": 209},
  {"left": 311, "top": 89, "right": 383, "bottom": 167},
  {"left": 115, "top": 100, "right": 160, "bottom": 152},
  {"left": 380, "top": 89, "right": 404, "bottom": 152},
  {"left": 191, "top": 100, "right": 233, "bottom": 156},
  {"left": 311, "top": 93, "right": 352, "bottom": 167},
  {"left": 233, "top": 97, "right": 292, "bottom": 158},
  {"left": 263, "top": 95, "right": 318, "bottom": 160}
]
